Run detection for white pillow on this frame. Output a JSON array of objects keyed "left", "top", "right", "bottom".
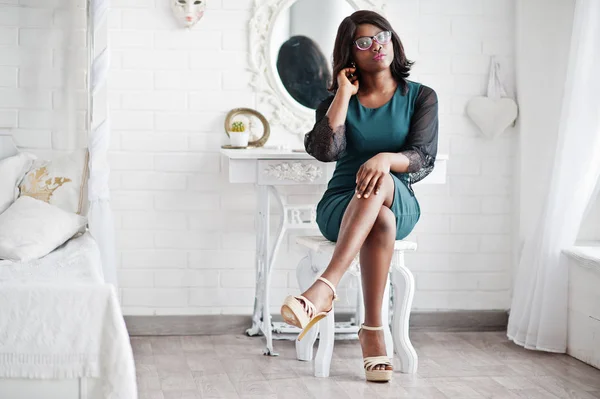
[
  {"left": 18, "top": 149, "right": 89, "bottom": 215},
  {"left": 0, "top": 196, "right": 87, "bottom": 262},
  {"left": 0, "top": 152, "right": 36, "bottom": 215}
]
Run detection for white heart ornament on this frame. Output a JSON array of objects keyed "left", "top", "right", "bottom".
[{"left": 466, "top": 96, "right": 518, "bottom": 139}]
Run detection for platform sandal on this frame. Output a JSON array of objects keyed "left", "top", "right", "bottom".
[
  {"left": 359, "top": 324, "right": 393, "bottom": 382},
  {"left": 280, "top": 276, "right": 337, "bottom": 341}
]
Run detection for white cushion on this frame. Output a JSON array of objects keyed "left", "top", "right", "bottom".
[
  {"left": 295, "top": 236, "right": 417, "bottom": 276},
  {"left": 296, "top": 235, "right": 418, "bottom": 253},
  {"left": 0, "top": 135, "right": 18, "bottom": 161},
  {"left": 0, "top": 196, "right": 87, "bottom": 262},
  {"left": 18, "top": 149, "right": 89, "bottom": 215},
  {"left": 0, "top": 152, "right": 36, "bottom": 215}
]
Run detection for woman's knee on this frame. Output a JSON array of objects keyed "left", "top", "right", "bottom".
[
  {"left": 380, "top": 174, "right": 395, "bottom": 207},
  {"left": 379, "top": 173, "right": 394, "bottom": 194},
  {"left": 366, "top": 206, "right": 396, "bottom": 244}
]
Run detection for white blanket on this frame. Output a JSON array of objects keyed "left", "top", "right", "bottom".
[
  {"left": 0, "top": 233, "right": 137, "bottom": 399},
  {"left": 0, "top": 232, "right": 103, "bottom": 283}
]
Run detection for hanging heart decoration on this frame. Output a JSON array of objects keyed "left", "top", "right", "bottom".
[{"left": 466, "top": 56, "right": 518, "bottom": 139}]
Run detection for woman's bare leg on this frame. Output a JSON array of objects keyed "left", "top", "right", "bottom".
[
  {"left": 359, "top": 206, "right": 396, "bottom": 370},
  {"left": 300, "top": 174, "right": 395, "bottom": 314}
]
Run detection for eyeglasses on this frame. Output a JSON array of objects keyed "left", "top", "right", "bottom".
[{"left": 353, "top": 31, "right": 392, "bottom": 51}]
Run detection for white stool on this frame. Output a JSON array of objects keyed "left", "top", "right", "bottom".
[{"left": 294, "top": 235, "right": 418, "bottom": 377}]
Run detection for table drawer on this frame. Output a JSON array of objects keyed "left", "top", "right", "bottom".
[{"left": 258, "top": 159, "right": 328, "bottom": 185}]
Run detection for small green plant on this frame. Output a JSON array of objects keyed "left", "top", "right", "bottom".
[{"left": 230, "top": 121, "right": 246, "bottom": 132}]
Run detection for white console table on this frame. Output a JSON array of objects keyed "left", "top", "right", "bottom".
[{"left": 220, "top": 147, "right": 447, "bottom": 355}]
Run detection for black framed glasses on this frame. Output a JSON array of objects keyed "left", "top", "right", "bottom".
[{"left": 353, "top": 31, "right": 392, "bottom": 51}]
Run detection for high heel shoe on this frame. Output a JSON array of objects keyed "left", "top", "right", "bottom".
[
  {"left": 280, "top": 276, "right": 337, "bottom": 341},
  {"left": 359, "top": 324, "right": 393, "bottom": 382}
]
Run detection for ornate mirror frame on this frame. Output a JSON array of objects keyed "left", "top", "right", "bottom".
[{"left": 248, "top": 0, "right": 387, "bottom": 139}]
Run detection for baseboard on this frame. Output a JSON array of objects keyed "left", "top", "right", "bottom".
[
  {"left": 408, "top": 310, "right": 508, "bottom": 332},
  {"left": 125, "top": 310, "right": 508, "bottom": 336}
]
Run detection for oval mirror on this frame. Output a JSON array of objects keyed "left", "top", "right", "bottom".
[
  {"left": 269, "top": 0, "right": 355, "bottom": 110},
  {"left": 249, "top": 0, "right": 386, "bottom": 136}
]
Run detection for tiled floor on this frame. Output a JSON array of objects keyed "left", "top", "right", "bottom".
[{"left": 132, "top": 331, "right": 600, "bottom": 399}]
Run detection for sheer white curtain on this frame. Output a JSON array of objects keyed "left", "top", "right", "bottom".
[
  {"left": 87, "top": 0, "right": 116, "bottom": 286},
  {"left": 17, "top": 0, "right": 116, "bottom": 286},
  {"left": 508, "top": 0, "right": 600, "bottom": 352}
]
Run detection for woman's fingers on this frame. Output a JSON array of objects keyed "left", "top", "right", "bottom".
[
  {"left": 363, "top": 173, "right": 382, "bottom": 198},
  {"left": 339, "top": 68, "right": 358, "bottom": 94},
  {"left": 356, "top": 165, "right": 364, "bottom": 184},
  {"left": 356, "top": 171, "right": 375, "bottom": 198},
  {"left": 357, "top": 170, "right": 385, "bottom": 198},
  {"left": 355, "top": 166, "right": 365, "bottom": 187},
  {"left": 341, "top": 67, "right": 356, "bottom": 79}
]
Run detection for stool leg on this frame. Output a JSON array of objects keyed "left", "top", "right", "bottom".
[
  {"left": 391, "top": 251, "right": 418, "bottom": 373},
  {"left": 314, "top": 305, "right": 335, "bottom": 377},
  {"left": 382, "top": 274, "right": 394, "bottom": 359},
  {"left": 356, "top": 273, "right": 365, "bottom": 327},
  {"left": 295, "top": 253, "right": 319, "bottom": 362}
]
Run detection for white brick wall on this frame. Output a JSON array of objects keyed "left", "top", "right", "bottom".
[
  {"left": 0, "top": 1, "right": 87, "bottom": 150},
  {"left": 1, "top": 0, "right": 516, "bottom": 315},
  {"left": 390, "top": 0, "right": 515, "bottom": 312}
]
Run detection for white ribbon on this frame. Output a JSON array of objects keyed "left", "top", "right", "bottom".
[{"left": 487, "top": 56, "right": 509, "bottom": 100}]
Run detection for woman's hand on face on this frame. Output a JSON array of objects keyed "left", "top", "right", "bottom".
[
  {"left": 356, "top": 153, "right": 391, "bottom": 199},
  {"left": 337, "top": 67, "right": 359, "bottom": 96}
]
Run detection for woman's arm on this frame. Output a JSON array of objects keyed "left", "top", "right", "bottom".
[
  {"left": 396, "top": 85, "right": 439, "bottom": 175},
  {"left": 355, "top": 85, "right": 439, "bottom": 198},
  {"left": 383, "top": 85, "right": 439, "bottom": 174},
  {"left": 304, "top": 93, "right": 348, "bottom": 162},
  {"left": 379, "top": 152, "right": 410, "bottom": 174},
  {"left": 324, "top": 87, "right": 354, "bottom": 128},
  {"left": 304, "top": 68, "right": 358, "bottom": 162}
]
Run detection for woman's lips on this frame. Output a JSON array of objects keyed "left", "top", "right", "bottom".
[{"left": 373, "top": 53, "right": 386, "bottom": 61}]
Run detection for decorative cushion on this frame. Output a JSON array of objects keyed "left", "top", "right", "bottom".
[
  {"left": 0, "top": 196, "right": 87, "bottom": 262},
  {"left": 0, "top": 152, "right": 36, "bottom": 215},
  {"left": 18, "top": 149, "right": 89, "bottom": 215}
]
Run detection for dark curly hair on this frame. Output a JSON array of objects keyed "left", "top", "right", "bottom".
[{"left": 329, "top": 10, "right": 414, "bottom": 95}]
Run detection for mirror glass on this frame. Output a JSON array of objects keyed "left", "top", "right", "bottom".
[{"left": 270, "top": 0, "right": 354, "bottom": 110}]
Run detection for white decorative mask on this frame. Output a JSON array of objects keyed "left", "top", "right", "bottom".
[{"left": 171, "top": 0, "right": 206, "bottom": 28}]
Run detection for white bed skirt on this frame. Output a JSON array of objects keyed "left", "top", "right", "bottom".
[
  {"left": 0, "top": 284, "right": 136, "bottom": 398},
  {"left": 0, "top": 378, "right": 101, "bottom": 399}
]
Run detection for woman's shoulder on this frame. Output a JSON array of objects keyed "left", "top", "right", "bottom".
[
  {"left": 405, "top": 80, "right": 437, "bottom": 98},
  {"left": 406, "top": 80, "right": 438, "bottom": 106}
]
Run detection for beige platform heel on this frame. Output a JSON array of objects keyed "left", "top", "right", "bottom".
[
  {"left": 360, "top": 324, "right": 393, "bottom": 382},
  {"left": 280, "top": 276, "right": 337, "bottom": 341}
]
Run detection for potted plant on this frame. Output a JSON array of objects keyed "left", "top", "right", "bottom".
[{"left": 228, "top": 119, "right": 250, "bottom": 148}]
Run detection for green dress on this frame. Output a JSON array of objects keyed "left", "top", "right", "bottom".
[{"left": 313, "top": 80, "right": 429, "bottom": 242}]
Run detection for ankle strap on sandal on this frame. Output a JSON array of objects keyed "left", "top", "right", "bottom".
[
  {"left": 317, "top": 276, "right": 338, "bottom": 301},
  {"left": 361, "top": 324, "right": 384, "bottom": 331}
]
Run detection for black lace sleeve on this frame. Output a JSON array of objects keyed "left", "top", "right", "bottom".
[
  {"left": 400, "top": 85, "right": 439, "bottom": 184},
  {"left": 304, "top": 96, "right": 347, "bottom": 162}
]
